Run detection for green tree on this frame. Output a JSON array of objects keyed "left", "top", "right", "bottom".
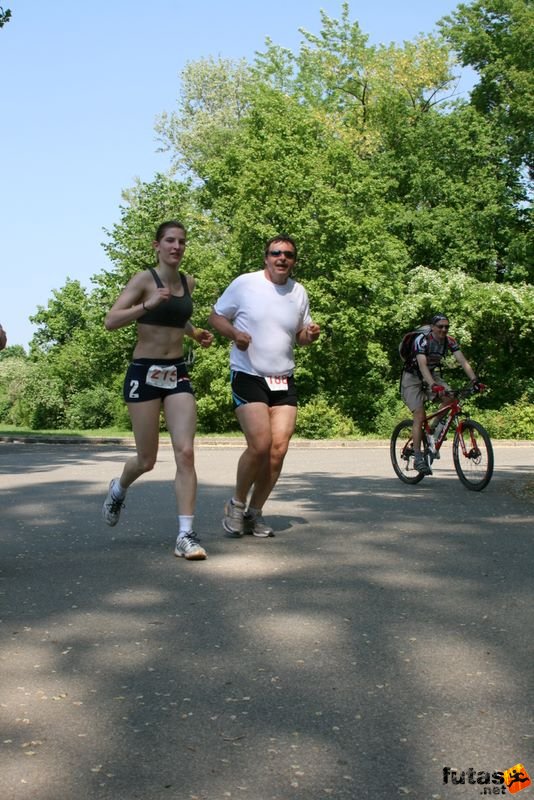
[
  {"left": 254, "top": 3, "right": 456, "bottom": 150},
  {"left": 23, "top": 279, "right": 120, "bottom": 427},
  {"left": 440, "top": 0, "right": 534, "bottom": 180},
  {"left": 155, "top": 58, "right": 252, "bottom": 178},
  {"left": 0, "top": 346, "right": 26, "bottom": 422},
  {"left": 0, "top": 6, "right": 11, "bottom": 28},
  {"left": 30, "top": 279, "right": 91, "bottom": 351},
  {"left": 382, "top": 103, "right": 531, "bottom": 282},
  {"left": 0, "top": 344, "right": 25, "bottom": 361},
  {"left": 9, "top": 4, "right": 532, "bottom": 434}
]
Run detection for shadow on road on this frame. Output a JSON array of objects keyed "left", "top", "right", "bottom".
[{"left": 0, "top": 442, "right": 533, "bottom": 800}]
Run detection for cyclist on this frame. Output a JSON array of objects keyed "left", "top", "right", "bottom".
[{"left": 401, "top": 313, "right": 480, "bottom": 474}]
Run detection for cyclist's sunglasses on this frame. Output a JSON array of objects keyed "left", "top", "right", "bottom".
[
  {"left": 269, "top": 250, "right": 296, "bottom": 259},
  {"left": 435, "top": 324, "right": 449, "bottom": 330}
]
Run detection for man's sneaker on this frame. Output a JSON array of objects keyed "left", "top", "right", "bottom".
[
  {"left": 102, "top": 478, "right": 125, "bottom": 526},
  {"left": 174, "top": 532, "right": 207, "bottom": 560},
  {"left": 243, "top": 512, "right": 275, "bottom": 538},
  {"left": 414, "top": 454, "right": 432, "bottom": 476},
  {"left": 223, "top": 498, "right": 245, "bottom": 537}
]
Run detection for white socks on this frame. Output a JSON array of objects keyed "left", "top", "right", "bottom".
[
  {"left": 178, "top": 515, "right": 194, "bottom": 538},
  {"left": 111, "top": 478, "right": 126, "bottom": 500}
]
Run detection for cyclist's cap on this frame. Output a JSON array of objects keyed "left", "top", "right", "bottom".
[{"left": 430, "top": 313, "right": 449, "bottom": 325}]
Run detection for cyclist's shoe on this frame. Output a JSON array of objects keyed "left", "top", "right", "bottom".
[
  {"left": 223, "top": 498, "right": 245, "bottom": 537},
  {"left": 102, "top": 478, "right": 125, "bottom": 526},
  {"left": 414, "top": 454, "right": 432, "bottom": 475},
  {"left": 243, "top": 511, "right": 275, "bottom": 538},
  {"left": 174, "top": 532, "right": 207, "bottom": 560}
]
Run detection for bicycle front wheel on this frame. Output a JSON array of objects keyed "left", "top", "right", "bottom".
[
  {"left": 453, "top": 419, "right": 494, "bottom": 491},
  {"left": 390, "top": 419, "right": 426, "bottom": 484}
]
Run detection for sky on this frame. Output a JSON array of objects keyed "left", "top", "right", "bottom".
[{"left": 0, "top": 0, "right": 475, "bottom": 350}]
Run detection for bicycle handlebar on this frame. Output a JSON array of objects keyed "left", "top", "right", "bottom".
[{"left": 446, "top": 384, "right": 485, "bottom": 400}]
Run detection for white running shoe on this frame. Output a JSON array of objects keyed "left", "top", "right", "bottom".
[
  {"left": 174, "top": 532, "right": 207, "bottom": 560},
  {"left": 102, "top": 478, "right": 125, "bottom": 526}
]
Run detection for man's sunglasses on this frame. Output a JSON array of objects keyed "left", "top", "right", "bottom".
[
  {"left": 435, "top": 324, "right": 449, "bottom": 330},
  {"left": 269, "top": 250, "right": 296, "bottom": 259}
]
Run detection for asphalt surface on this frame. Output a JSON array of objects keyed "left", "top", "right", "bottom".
[{"left": 0, "top": 438, "right": 533, "bottom": 800}]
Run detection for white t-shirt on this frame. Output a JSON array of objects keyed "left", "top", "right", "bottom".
[{"left": 213, "top": 270, "right": 312, "bottom": 376}]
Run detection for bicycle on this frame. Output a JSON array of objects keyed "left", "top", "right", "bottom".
[{"left": 390, "top": 385, "right": 494, "bottom": 491}]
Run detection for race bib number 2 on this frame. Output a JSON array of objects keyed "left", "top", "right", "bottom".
[
  {"left": 265, "top": 375, "right": 288, "bottom": 392},
  {"left": 146, "top": 364, "right": 178, "bottom": 389}
]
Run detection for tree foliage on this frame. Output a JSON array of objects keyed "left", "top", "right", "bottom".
[
  {"left": 440, "top": 0, "right": 534, "bottom": 181},
  {"left": 0, "top": 6, "right": 11, "bottom": 28},
  {"left": 4, "top": 2, "right": 532, "bottom": 435}
]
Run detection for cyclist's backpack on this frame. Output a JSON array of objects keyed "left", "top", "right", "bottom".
[{"left": 399, "top": 324, "right": 431, "bottom": 364}]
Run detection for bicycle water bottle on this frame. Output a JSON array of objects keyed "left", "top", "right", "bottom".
[{"left": 434, "top": 419, "right": 446, "bottom": 440}]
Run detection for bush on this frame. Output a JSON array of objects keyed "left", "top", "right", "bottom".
[
  {"left": 371, "top": 392, "right": 533, "bottom": 441},
  {"left": 0, "top": 354, "right": 28, "bottom": 424},
  {"left": 4, "top": 359, "right": 69, "bottom": 428},
  {"left": 110, "top": 396, "right": 132, "bottom": 431},
  {"left": 295, "top": 396, "right": 358, "bottom": 439},
  {"left": 65, "top": 386, "right": 115, "bottom": 429},
  {"left": 196, "top": 375, "right": 237, "bottom": 433},
  {"left": 0, "top": 397, "right": 11, "bottom": 420},
  {"left": 29, "top": 390, "right": 66, "bottom": 429},
  {"left": 473, "top": 397, "right": 534, "bottom": 440},
  {"left": 105, "top": 373, "right": 131, "bottom": 430},
  {"left": 370, "top": 384, "right": 408, "bottom": 437}
]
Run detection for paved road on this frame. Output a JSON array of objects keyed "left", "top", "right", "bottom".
[{"left": 1, "top": 439, "right": 533, "bottom": 800}]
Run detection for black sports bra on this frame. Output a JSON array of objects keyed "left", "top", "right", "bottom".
[{"left": 138, "top": 268, "right": 193, "bottom": 329}]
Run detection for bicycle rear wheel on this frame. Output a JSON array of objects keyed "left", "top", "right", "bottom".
[
  {"left": 390, "top": 419, "right": 426, "bottom": 484},
  {"left": 453, "top": 419, "right": 494, "bottom": 491}
]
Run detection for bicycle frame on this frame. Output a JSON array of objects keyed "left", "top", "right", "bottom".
[
  {"left": 423, "top": 390, "right": 477, "bottom": 457},
  {"left": 423, "top": 397, "right": 459, "bottom": 453}
]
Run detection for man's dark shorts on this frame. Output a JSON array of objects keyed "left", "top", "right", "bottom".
[
  {"left": 123, "top": 357, "right": 194, "bottom": 403},
  {"left": 231, "top": 370, "right": 297, "bottom": 409}
]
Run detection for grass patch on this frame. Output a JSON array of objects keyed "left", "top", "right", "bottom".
[
  {"left": 0, "top": 424, "right": 133, "bottom": 438},
  {"left": 0, "top": 425, "right": 246, "bottom": 440},
  {"left": 0, "top": 424, "right": 381, "bottom": 441}
]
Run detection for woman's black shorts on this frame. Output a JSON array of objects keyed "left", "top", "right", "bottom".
[
  {"left": 230, "top": 370, "right": 297, "bottom": 409},
  {"left": 123, "top": 357, "right": 194, "bottom": 403}
]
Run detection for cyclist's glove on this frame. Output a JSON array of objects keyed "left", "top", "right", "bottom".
[
  {"left": 471, "top": 378, "right": 486, "bottom": 393},
  {"left": 431, "top": 383, "right": 445, "bottom": 395}
]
